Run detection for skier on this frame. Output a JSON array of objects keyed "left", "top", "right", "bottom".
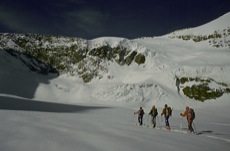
[
  {"left": 180, "top": 106, "right": 195, "bottom": 133},
  {"left": 161, "top": 104, "right": 172, "bottom": 130},
  {"left": 149, "top": 105, "right": 158, "bottom": 128},
  {"left": 134, "top": 107, "right": 145, "bottom": 125}
]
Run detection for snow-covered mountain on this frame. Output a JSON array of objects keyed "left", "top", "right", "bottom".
[
  {"left": 167, "top": 12, "right": 230, "bottom": 48},
  {"left": 0, "top": 12, "right": 230, "bottom": 109}
]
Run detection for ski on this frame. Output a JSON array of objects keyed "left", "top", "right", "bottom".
[{"left": 135, "top": 124, "right": 198, "bottom": 135}]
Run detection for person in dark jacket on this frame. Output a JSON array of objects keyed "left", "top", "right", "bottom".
[
  {"left": 134, "top": 107, "right": 145, "bottom": 125},
  {"left": 149, "top": 105, "right": 158, "bottom": 128},
  {"left": 161, "top": 104, "right": 171, "bottom": 130}
]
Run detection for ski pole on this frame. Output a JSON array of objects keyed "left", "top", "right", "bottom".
[
  {"left": 156, "top": 116, "right": 160, "bottom": 128},
  {"left": 133, "top": 112, "right": 137, "bottom": 125},
  {"left": 160, "top": 116, "right": 164, "bottom": 129},
  {"left": 143, "top": 115, "right": 145, "bottom": 126},
  {"left": 179, "top": 116, "right": 183, "bottom": 132},
  {"left": 192, "top": 121, "right": 197, "bottom": 133},
  {"left": 146, "top": 115, "right": 149, "bottom": 127},
  {"left": 133, "top": 112, "right": 135, "bottom": 125}
]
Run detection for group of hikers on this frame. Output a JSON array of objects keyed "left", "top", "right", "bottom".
[{"left": 134, "top": 104, "right": 195, "bottom": 133}]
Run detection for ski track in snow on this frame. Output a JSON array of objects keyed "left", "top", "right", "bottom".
[
  {"left": 208, "top": 122, "right": 230, "bottom": 126},
  {"left": 135, "top": 123, "right": 230, "bottom": 144},
  {"left": 139, "top": 122, "right": 230, "bottom": 144},
  {"left": 204, "top": 135, "right": 230, "bottom": 143}
]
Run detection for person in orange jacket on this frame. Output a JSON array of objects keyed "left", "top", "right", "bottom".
[{"left": 180, "top": 106, "right": 194, "bottom": 133}]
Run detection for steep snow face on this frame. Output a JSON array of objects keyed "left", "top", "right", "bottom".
[
  {"left": 135, "top": 36, "right": 230, "bottom": 67},
  {"left": 0, "top": 48, "right": 58, "bottom": 99},
  {"left": 165, "top": 12, "right": 230, "bottom": 49}
]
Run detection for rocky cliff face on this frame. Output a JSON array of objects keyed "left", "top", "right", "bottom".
[{"left": 0, "top": 34, "right": 145, "bottom": 82}]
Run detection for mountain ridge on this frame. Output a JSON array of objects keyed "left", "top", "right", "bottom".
[
  {"left": 167, "top": 12, "right": 230, "bottom": 48},
  {"left": 0, "top": 12, "right": 230, "bottom": 106}
]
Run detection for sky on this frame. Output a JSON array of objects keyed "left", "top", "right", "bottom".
[{"left": 0, "top": 0, "right": 230, "bottom": 39}]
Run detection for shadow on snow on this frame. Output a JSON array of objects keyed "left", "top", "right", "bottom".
[{"left": 0, "top": 96, "right": 110, "bottom": 113}]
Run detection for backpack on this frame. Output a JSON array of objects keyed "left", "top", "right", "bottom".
[
  {"left": 150, "top": 109, "right": 158, "bottom": 116},
  {"left": 166, "top": 107, "right": 172, "bottom": 116},
  {"left": 155, "top": 109, "right": 158, "bottom": 116},
  {"left": 140, "top": 109, "right": 145, "bottom": 116},
  {"left": 189, "top": 108, "right": 195, "bottom": 120}
]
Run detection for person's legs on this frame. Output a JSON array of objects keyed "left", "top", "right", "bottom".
[
  {"left": 140, "top": 116, "right": 143, "bottom": 125},
  {"left": 188, "top": 120, "right": 194, "bottom": 132},
  {"left": 165, "top": 116, "right": 170, "bottom": 129},
  {"left": 152, "top": 117, "right": 156, "bottom": 127},
  {"left": 138, "top": 116, "right": 143, "bottom": 125},
  {"left": 165, "top": 116, "right": 169, "bottom": 126}
]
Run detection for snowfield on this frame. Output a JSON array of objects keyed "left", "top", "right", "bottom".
[
  {"left": 1, "top": 97, "right": 230, "bottom": 151},
  {"left": 0, "top": 12, "right": 230, "bottom": 151}
]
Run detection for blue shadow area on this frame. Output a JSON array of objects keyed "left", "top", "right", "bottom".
[{"left": 0, "top": 96, "right": 110, "bottom": 113}]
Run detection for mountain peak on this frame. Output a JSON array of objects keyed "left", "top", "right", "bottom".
[
  {"left": 169, "top": 12, "right": 230, "bottom": 36},
  {"left": 166, "top": 12, "right": 230, "bottom": 48}
]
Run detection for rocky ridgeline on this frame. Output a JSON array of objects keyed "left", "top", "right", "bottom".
[
  {"left": 169, "top": 27, "right": 230, "bottom": 48},
  {"left": 0, "top": 33, "right": 145, "bottom": 82}
]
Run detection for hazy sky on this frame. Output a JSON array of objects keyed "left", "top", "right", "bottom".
[{"left": 0, "top": 0, "right": 230, "bottom": 39}]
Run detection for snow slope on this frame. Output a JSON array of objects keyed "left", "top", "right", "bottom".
[
  {"left": 0, "top": 96, "right": 230, "bottom": 151},
  {"left": 1, "top": 12, "right": 230, "bottom": 151},
  {"left": 167, "top": 12, "right": 230, "bottom": 36}
]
